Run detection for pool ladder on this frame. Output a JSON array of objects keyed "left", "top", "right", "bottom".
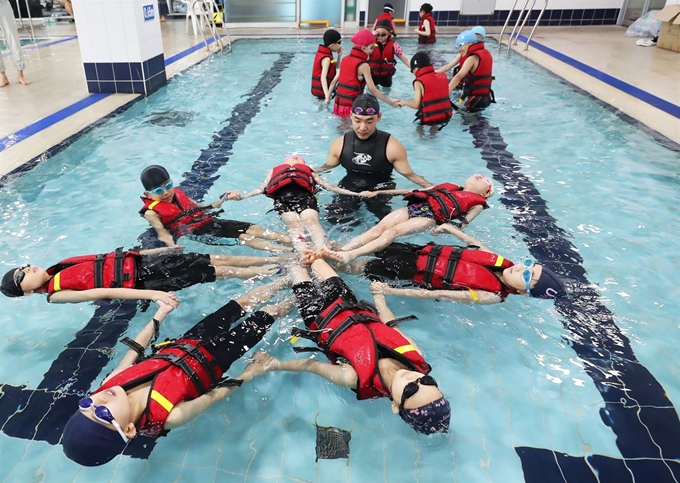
[
  {"left": 191, "top": 0, "right": 232, "bottom": 54},
  {"left": 498, "top": 0, "right": 548, "bottom": 55}
]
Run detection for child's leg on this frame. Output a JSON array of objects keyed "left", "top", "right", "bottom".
[
  {"left": 245, "top": 224, "right": 292, "bottom": 244},
  {"left": 300, "top": 209, "right": 327, "bottom": 250},
  {"left": 281, "top": 211, "right": 309, "bottom": 254},
  {"left": 340, "top": 207, "right": 409, "bottom": 251},
  {"left": 214, "top": 264, "right": 279, "bottom": 279},
  {"left": 329, "top": 217, "right": 435, "bottom": 263},
  {"left": 209, "top": 254, "right": 285, "bottom": 267},
  {"left": 233, "top": 279, "right": 289, "bottom": 312},
  {"left": 238, "top": 234, "right": 294, "bottom": 253}
]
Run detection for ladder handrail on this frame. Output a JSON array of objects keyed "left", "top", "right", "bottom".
[
  {"left": 498, "top": 0, "right": 548, "bottom": 53},
  {"left": 191, "top": 0, "right": 231, "bottom": 54}
]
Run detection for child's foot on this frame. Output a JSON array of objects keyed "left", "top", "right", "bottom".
[
  {"left": 0, "top": 73, "right": 9, "bottom": 87},
  {"left": 322, "top": 247, "right": 351, "bottom": 264},
  {"left": 300, "top": 248, "right": 321, "bottom": 265},
  {"left": 17, "top": 72, "right": 30, "bottom": 86}
]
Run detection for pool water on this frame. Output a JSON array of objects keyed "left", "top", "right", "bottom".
[{"left": 1, "top": 37, "right": 679, "bottom": 482}]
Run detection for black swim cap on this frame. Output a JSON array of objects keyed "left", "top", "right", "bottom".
[
  {"left": 352, "top": 94, "right": 380, "bottom": 115},
  {"left": 410, "top": 51, "right": 431, "bottom": 71},
  {"left": 140, "top": 165, "right": 170, "bottom": 190},
  {"left": 375, "top": 19, "right": 393, "bottom": 31},
  {"left": 383, "top": 3, "right": 394, "bottom": 12},
  {"left": 62, "top": 411, "right": 129, "bottom": 466},
  {"left": 1, "top": 268, "right": 24, "bottom": 298},
  {"left": 532, "top": 266, "right": 566, "bottom": 299},
  {"left": 323, "top": 29, "right": 342, "bottom": 47},
  {"left": 399, "top": 397, "right": 451, "bottom": 434},
  {"left": 420, "top": 3, "right": 433, "bottom": 13}
]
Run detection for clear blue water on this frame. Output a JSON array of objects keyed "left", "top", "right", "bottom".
[{"left": 1, "top": 37, "right": 679, "bottom": 482}]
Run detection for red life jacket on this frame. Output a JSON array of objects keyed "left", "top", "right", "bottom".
[
  {"left": 43, "top": 249, "right": 139, "bottom": 294},
  {"left": 140, "top": 188, "right": 213, "bottom": 237},
  {"left": 418, "top": 13, "right": 436, "bottom": 44},
  {"left": 414, "top": 65, "right": 452, "bottom": 125},
  {"left": 460, "top": 42, "right": 494, "bottom": 97},
  {"left": 309, "top": 298, "right": 431, "bottom": 400},
  {"left": 311, "top": 45, "right": 337, "bottom": 99},
  {"left": 368, "top": 39, "right": 396, "bottom": 78},
  {"left": 334, "top": 48, "right": 368, "bottom": 108},
  {"left": 403, "top": 183, "right": 488, "bottom": 224},
  {"left": 265, "top": 163, "right": 316, "bottom": 198},
  {"left": 375, "top": 12, "right": 393, "bottom": 27},
  {"left": 413, "top": 244, "right": 516, "bottom": 299},
  {"left": 96, "top": 340, "right": 223, "bottom": 438}
]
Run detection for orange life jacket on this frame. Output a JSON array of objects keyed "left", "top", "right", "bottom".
[
  {"left": 403, "top": 183, "right": 488, "bottom": 224},
  {"left": 311, "top": 45, "right": 337, "bottom": 98},
  {"left": 414, "top": 65, "right": 452, "bottom": 125}
]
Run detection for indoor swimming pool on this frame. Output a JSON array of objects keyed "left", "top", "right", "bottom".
[{"left": 0, "top": 36, "right": 679, "bottom": 482}]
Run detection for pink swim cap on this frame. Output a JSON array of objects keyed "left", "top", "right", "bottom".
[{"left": 351, "top": 29, "right": 377, "bottom": 47}]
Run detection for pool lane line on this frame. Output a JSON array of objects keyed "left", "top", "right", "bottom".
[
  {"left": 513, "top": 33, "right": 680, "bottom": 120},
  {"left": 0, "top": 35, "right": 220, "bottom": 155},
  {"left": 467, "top": 117, "right": 680, "bottom": 478},
  {"left": 0, "top": 53, "right": 296, "bottom": 458},
  {"left": 0, "top": 35, "right": 77, "bottom": 58}
]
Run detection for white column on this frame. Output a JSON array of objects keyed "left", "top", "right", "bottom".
[{"left": 72, "top": 0, "right": 167, "bottom": 95}]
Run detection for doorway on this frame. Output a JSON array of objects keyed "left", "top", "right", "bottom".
[
  {"left": 620, "top": 0, "right": 667, "bottom": 26},
  {"left": 366, "top": 0, "right": 406, "bottom": 27}
]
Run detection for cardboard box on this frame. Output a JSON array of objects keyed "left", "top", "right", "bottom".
[{"left": 656, "top": 5, "right": 680, "bottom": 52}]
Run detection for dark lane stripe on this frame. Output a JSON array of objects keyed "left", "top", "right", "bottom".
[
  {"left": 467, "top": 117, "right": 680, "bottom": 479},
  {"left": 0, "top": 53, "right": 295, "bottom": 459}
]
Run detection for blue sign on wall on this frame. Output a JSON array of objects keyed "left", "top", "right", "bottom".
[{"left": 143, "top": 4, "right": 155, "bottom": 21}]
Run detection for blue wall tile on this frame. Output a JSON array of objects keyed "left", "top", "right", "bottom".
[
  {"left": 96, "top": 63, "right": 114, "bottom": 82},
  {"left": 83, "top": 63, "right": 96, "bottom": 81},
  {"left": 115, "top": 81, "right": 133, "bottom": 94},
  {"left": 113, "top": 62, "right": 131, "bottom": 81}
]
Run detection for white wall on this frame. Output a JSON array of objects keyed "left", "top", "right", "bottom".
[{"left": 394, "top": 0, "right": 626, "bottom": 13}]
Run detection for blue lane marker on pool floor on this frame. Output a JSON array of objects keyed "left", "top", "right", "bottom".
[
  {"left": 467, "top": 116, "right": 680, "bottom": 482},
  {"left": 0, "top": 53, "right": 295, "bottom": 460}
]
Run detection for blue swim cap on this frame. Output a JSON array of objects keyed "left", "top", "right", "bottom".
[
  {"left": 399, "top": 397, "right": 451, "bottom": 434},
  {"left": 62, "top": 411, "right": 128, "bottom": 466},
  {"left": 455, "top": 30, "right": 477, "bottom": 51},
  {"left": 471, "top": 26, "right": 486, "bottom": 39}
]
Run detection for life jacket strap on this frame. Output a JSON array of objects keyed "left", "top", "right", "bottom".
[
  {"left": 111, "top": 247, "right": 130, "bottom": 288},
  {"left": 93, "top": 254, "right": 106, "bottom": 289},
  {"left": 120, "top": 337, "right": 146, "bottom": 364},
  {"left": 150, "top": 342, "right": 220, "bottom": 395},
  {"left": 428, "top": 188, "right": 463, "bottom": 222},
  {"left": 385, "top": 315, "right": 419, "bottom": 327}
]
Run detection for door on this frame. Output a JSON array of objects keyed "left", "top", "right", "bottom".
[
  {"left": 620, "top": 0, "right": 667, "bottom": 26},
  {"left": 301, "top": 0, "right": 342, "bottom": 27},
  {"left": 366, "top": 0, "right": 406, "bottom": 28}
]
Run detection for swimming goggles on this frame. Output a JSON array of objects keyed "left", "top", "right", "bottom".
[
  {"left": 79, "top": 397, "right": 130, "bottom": 442},
  {"left": 399, "top": 375, "right": 438, "bottom": 412},
  {"left": 148, "top": 180, "right": 174, "bottom": 195},
  {"left": 353, "top": 106, "right": 378, "bottom": 116},
  {"left": 13, "top": 263, "right": 31, "bottom": 288},
  {"left": 522, "top": 259, "right": 534, "bottom": 297},
  {"left": 375, "top": 33, "right": 390, "bottom": 38}
]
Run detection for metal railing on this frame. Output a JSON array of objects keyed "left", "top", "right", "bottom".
[
  {"left": 498, "top": 0, "right": 548, "bottom": 54},
  {"left": 191, "top": 0, "right": 231, "bottom": 54}
]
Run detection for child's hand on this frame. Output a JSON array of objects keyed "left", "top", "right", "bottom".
[
  {"left": 225, "top": 190, "right": 242, "bottom": 201},
  {"left": 370, "top": 281, "right": 388, "bottom": 295},
  {"left": 154, "top": 291, "right": 180, "bottom": 308},
  {"left": 360, "top": 190, "right": 377, "bottom": 198},
  {"left": 155, "top": 299, "right": 175, "bottom": 318},
  {"left": 430, "top": 225, "right": 448, "bottom": 235}
]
